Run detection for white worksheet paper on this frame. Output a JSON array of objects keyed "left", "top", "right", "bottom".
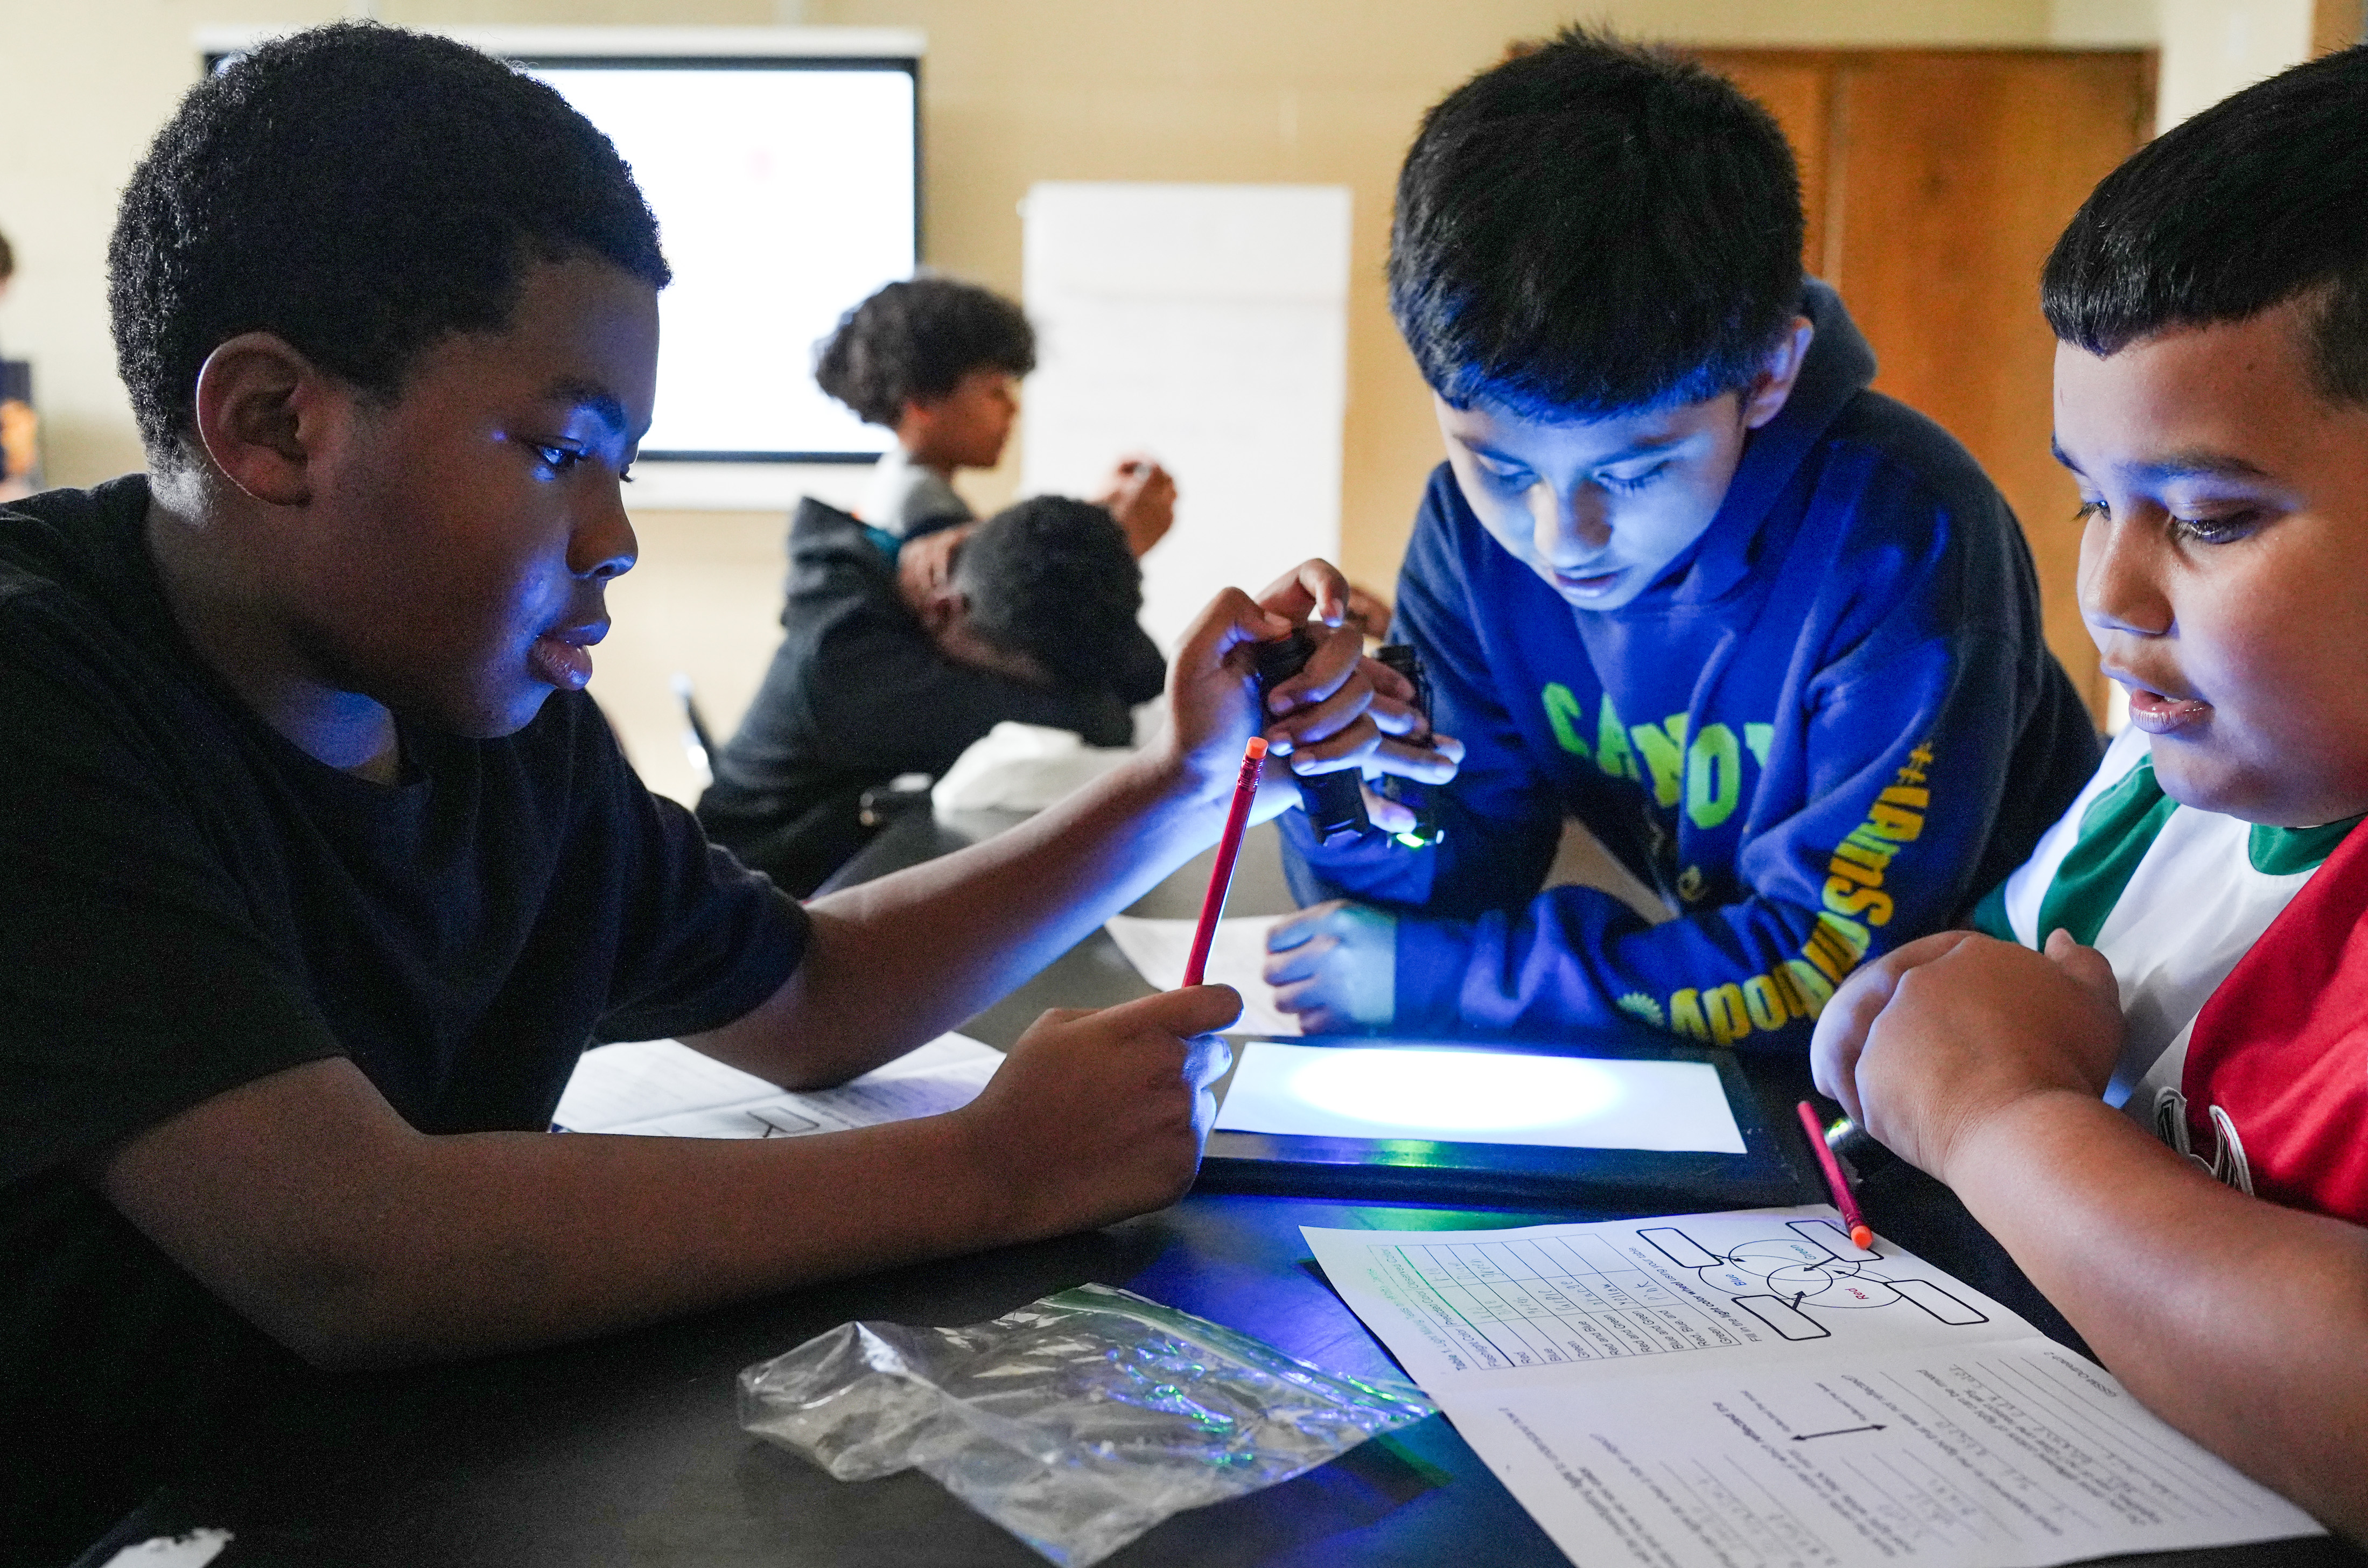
[
  {"left": 1215, "top": 1041, "right": 1743, "bottom": 1152},
  {"left": 554, "top": 1033, "right": 1000, "bottom": 1138},
  {"left": 1302, "top": 1208, "right": 2320, "bottom": 1567},
  {"left": 1104, "top": 912, "right": 1300, "bottom": 1035}
]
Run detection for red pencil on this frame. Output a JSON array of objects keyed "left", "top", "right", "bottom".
[
  {"left": 1183, "top": 736, "right": 1268, "bottom": 988},
  {"left": 1797, "top": 1100, "right": 1875, "bottom": 1251}
]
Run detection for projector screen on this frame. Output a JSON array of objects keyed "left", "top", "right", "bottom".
[
  {"left": 203, "top": 33, "right": 920, "bottom": 465},
  {"left": 523, "top": 59, "right": 917, "bottom": 462}
]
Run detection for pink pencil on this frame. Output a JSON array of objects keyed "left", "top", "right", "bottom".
[
  {"left": 1797, "top": 1100, "right": 1875, "bottom": 1251},
  {"left": 1183, "top": 737, "right": 1267, "bottom": 988}
]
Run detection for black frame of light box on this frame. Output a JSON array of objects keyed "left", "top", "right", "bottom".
[{"left": 1195, "top": 1033, "right": 1803, "bottom": 1212}]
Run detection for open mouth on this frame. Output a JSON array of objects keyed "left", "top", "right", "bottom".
[
  {"left": 528, "top": 621, "right": 608, "bottom": 692},
  {"left": 1551, "top": 565, "right": 1623, "bottom": 599},
  {"left": 2115, "top": 675, "right": 2210, "bottom": 736}
]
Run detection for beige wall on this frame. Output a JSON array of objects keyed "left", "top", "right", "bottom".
[
  {"left": 1, "top": 0, "right": 2167, "bottom": 802},
  {"left": 809, "top": 0, "right": 2077, "bottom": 596},
  {"left": 4, "top": 1, "right": 2069, "bottom": 518}
]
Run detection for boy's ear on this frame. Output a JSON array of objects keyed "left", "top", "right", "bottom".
[
  {"left": 1739, "top": 316, "right": 1817, "bottom": 432},
  {"left": 191, "top": 332, "right": 345, "bottom": 508},
  {"left": 895, "top": 393, "right": 940, "bottom": 446}
]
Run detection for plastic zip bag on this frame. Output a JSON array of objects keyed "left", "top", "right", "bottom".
[{"left": 738, "top": 1282, "right": 1437, "bottom": 1566}]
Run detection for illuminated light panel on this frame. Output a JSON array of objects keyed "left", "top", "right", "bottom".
[
  {"left": 1294, "top": 1048, "right": 1620, "bottom": 1132},
  {"left": 1214, "top": 1044, "right": 1746, "bottom": 1154}
]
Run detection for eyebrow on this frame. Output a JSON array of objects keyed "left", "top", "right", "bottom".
[
  {"left": 2049, "top": 436, "right": 2271, "bottom": 482},
  {"left": 545, "top": 377, "right": 632, "bottom": 437},
  {"left": 1464, "top": 432, "right": 1689, "bottom": 467}
]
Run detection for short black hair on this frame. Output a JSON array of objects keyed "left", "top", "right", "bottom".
[
  {"left": 814, "top": 276, "right": 1036, "bottom": 427},
  {"left": 2043, "top": 45, "right": 2368, "bottom": 404},
  {"left": 1389, "top": 27, "right": 1805, "bottom": 418},
  {"left": 108, "top": 22, "right": 669, "bottom": 460},
  {"left": 954, "top": 496, "right": 1140, "bottom": 691}
]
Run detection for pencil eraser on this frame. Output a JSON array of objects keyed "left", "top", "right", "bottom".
[
  {"left": 1849, "top": 1224, "right": 1874, "bottom": 1251},
  {"left": 1245, "top": 736, "right": 1269, "bottom": 760}
]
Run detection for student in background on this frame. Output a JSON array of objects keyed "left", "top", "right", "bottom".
[
  {"left": 697, "top": 494, "right": 1166, "bottom": 894},
  {"left": 1264, "top": 30, "right": 2099, "bottom": 1046},
  {"left": 1815, "top": 47, "right": 2368, "bottom": 1535},
  {"left": 0, "top": 26, "right": 1450, "bottom": 1559},
  {"left": 818, "top": 274, "right": 1176, "bottom": 556},
  {"left": 0, "top": 224, "right": 36, "bottom": 505}
]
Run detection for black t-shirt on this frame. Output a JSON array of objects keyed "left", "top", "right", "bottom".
[
  {"left": 700, "top": 498, "right": 1168, "bottom": 831},
  {"left": 0, "top": 476, "right": 809, "bottom": 1560}
]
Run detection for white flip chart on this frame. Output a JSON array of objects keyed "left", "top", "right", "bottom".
[
  {"left": 1022, "top": 181, "right": 1351, "bottom": 649},
  {"left": 1303, "top": 1209, "right": 2322, "bottom": 1567}
]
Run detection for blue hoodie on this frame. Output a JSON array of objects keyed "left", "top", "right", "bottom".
[{"left": 1283, "top": 283, "right": 2099, "bottom": 1046}]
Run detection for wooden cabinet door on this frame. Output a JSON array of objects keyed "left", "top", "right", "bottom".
[{"left": 1695, "top": 49, "right": 2155, "bottom": 720}]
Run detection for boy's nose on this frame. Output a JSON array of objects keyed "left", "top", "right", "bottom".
[
  {"left": 2077, "top": 510, "right": 2169, "bottom": 638},
  {"left": 571, "top": 492, "right": 639, "bottom": 581},
  {"left": 1532, "top": 482, "right": 1610, "bottom": 559}
]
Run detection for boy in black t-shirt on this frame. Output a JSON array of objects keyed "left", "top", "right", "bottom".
[
  {"left": 0, "top": 24, "right": 1452, "bottom": 1559},
  {"left": 698, "top": 494, "right": 1169, "bottom": 895}
]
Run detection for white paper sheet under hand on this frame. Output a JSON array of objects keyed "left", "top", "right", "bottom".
[
  {"left": 1302, "top": 1208, "right": 2321, "bottom": 1567},
  {"left": 1103, "top": 913, "right": 1299, "bottom": 1035},
  {"left": 553, "top": 1033, "right": 1000, "bottom": 1138}
]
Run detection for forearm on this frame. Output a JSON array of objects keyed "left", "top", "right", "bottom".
[
  {"left": 1943, "top": 1092, "right": 2368, "bottom": 1535},
  {"left": 318, "top": 1118, "right": 1008, "bottom": 1366},
  {"left": 741, "top": 751, "right": 1221, "bottom": 1081},
  {"left": 110, "top": 988, "right": 1232, "bottom": 1375},
  {"left": 1393, "top": 881, "right": 1825, "bottom": 1040}
]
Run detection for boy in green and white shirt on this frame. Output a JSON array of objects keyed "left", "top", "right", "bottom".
[
  {"left": 1810, "top": 46, "right": 2368, "bottom": 1532},
  {"left": 1972, "top": 725, "right": 2358, "bottom": 1118}
]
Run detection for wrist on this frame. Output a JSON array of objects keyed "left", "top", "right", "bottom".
[
  {"left": 1934, "top": 1086, "right": 2110, "bottom": 1192},
  {"left": 1126, "top": 724, "right": 1248, "bottom": 820},
  {"left": 931, "top": 1100, "right": 1034, "bottom": 1249}
]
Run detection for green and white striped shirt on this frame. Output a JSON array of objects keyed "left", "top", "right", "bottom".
[{"left": 1973, "top": 727, "right": 2358, "bottom": 1114}]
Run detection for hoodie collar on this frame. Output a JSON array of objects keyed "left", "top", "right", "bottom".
[
  {"left": 791, "top": 495, "right": 904, "bottom": 572},
  {"left": 1638, "top": 279, "right": 1877, "bottom": 607}
]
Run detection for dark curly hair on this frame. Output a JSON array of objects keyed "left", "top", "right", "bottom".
[
  {"left": 2044, "top": 44, "right": 2368, "bottom": 405},
  {"left": 1390, "top": 27, "right": 1804, "bottom": 418},
  {"left": 108, "top": 22, "right": 669, "bottom": 461},
  {"left": 814, "top": 276, "right": 1036, "bottom": 427},
  {"left": 954, "top": 496, "right": 1140, "bottom": 691}
]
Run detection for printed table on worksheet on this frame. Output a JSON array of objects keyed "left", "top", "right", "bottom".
[
  {"left": 1356, "top": 1213, "right": 1998, "bottom": 1381},
  {"left": 1304, "top": 1209, "right": 2322, "bottom": 1568}
]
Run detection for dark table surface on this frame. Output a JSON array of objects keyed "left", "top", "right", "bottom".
[{"left": 86, "top": 812, "right": 2359, "bottom": 1567}]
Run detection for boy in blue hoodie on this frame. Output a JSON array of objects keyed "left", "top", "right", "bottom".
[{"left": 1267, "top": 30, "right": 2101, "bottom": 1044}]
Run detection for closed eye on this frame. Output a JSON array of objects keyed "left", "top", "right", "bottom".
[{"left": 1600, "top": 463, "right": 1670, "bottom": 495}]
